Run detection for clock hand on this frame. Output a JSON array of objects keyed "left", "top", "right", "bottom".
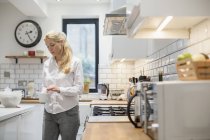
[{"left": 25, "top": 31, "right": 32, "bottom": 41}]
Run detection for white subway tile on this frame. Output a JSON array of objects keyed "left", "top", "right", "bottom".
[
  {"left": 99, "top": 74, "right": 106, "bottom": 79},
  {"left": 111, "top": 69, "right": 121, "bottom": 74},
  {"left": 34, "top": 69, "right": 42, "bottom": 74},
  {"left": 30, "top": 65, "right": 39, "bottom": 69},
  {"left": 0, "top": 84, "right": 9, "bottom": 89},
  {"left": 9, "top": 84, "right": 16, "bottom": 89},
  {"left": 5, "top": 79, "right": 15, "bottom": 84},
  {"left": 29, "top": 74, "right": 39, "bottom": 79},
  {"left": 107, "top": 74, "right": 116, "bottom": 79},
  {"left": 16, "top": 69, "right": 24, "bottom": 74},
  {"left": 109, "top": 84, "right": 116, "bottom": 89},
  {"left": 100, "top": 69, "right": 111, "bottom": 74},
  {"left": 34, "top": 79, "right": 43, "bottom": 83},
  {"left": 19, "top": 74, "right": 29, "bottom": 79},
  {"left": 20, "top": 64, "right": 29, "bottom": 69},
  {"left": 25, "top": 69, "right": 34, "bottom": 74}
]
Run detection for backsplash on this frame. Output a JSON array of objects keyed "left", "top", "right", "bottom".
[
  {"left": 99, "top": 19, "right": 210, "bottom": 89},
  {"left": 98, "top": 62, "right": 135, "bottom": 91},
  {"left": 0, "top": 63, "right": 43, "bottom": 91},
  {"left": 135, "top": 19, "right": 210, "bottom": 81}
]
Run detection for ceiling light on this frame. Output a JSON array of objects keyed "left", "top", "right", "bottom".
[
  {"left": 56, "top": 0, "right": 62, "bottom": 2},
  {"left": 156, "top": 16, "right": 173, "bottom": 32},
  {"left": 96, "top": 0, "right": 101, "bottom": 2},
  {"left": 120, "top": 58, "right": 126, "bottom": 62}
]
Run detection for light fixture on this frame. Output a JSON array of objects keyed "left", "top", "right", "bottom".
[
  {"left": 120, "top": 58, "right": 126, "bottom": 62},
  {"left": 56, "top": 0, "right": 62, "bottom": 2},
  {"left": 156, "top": 16, "right": 173, "bottom": 32},
  {"left": 96, "top": 0, "right": 101, "bottom": 2}
]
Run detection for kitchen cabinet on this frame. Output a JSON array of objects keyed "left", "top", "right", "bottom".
[
  {"left": 0, "top": 115, "right": 19, "bottom": 140},
  {"left": 0, "top": 104, "right": 44, "bottom": 140},
  {"left": 111, "top": 36, "right": 148, "bottom": 60},
  {"left": 79, "top": 102, "right": 91, "bottom": 126},
  {"left": 126, "top": 0, "right": 210, "bottom": 39},
  {"left": 19, "top": 105, "right": 43, "bottom": 140}
]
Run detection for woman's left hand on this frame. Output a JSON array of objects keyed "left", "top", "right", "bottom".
[{"left": 47, "top": 85, "right": 60, "bottom": 93}]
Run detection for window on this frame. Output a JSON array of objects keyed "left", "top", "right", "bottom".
[{"left": 63, "top": 19, "right": 99, "bottom": 92}]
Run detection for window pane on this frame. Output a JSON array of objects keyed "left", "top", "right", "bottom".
[{"left": 66, "top": 24, "right": 96, "bottom": 89}]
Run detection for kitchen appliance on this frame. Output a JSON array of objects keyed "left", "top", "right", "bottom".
[
  {"left": 141, "top": 81, "right": 210, "bottom": 140},
  {"left": 103, "top": 0, "right": 127, "bottom": 35},
  {"left": 98, "top": 83, "right": 109, "bottom": 100},
  {"left": 92, "top": 106, "right": 134, "bottom": 116},
  {"left": 88, "top": 104, "right": 135, "bottom": 123}
]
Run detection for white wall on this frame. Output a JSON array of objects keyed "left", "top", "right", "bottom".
[{"left": 0, "top": 2, "right": 111, "bottom": 65}]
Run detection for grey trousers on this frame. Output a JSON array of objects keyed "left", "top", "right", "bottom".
[{"left": 42, "top": 105, "right": 80, "bottom": 140}]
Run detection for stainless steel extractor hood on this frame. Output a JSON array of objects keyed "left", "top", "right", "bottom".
[{"left": 103, "top": 6, "right": 127, "bottom": 35}]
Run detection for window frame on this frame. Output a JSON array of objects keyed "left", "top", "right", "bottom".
[{"left": 62, "top": 18, "right": 99, "bottom": 92}]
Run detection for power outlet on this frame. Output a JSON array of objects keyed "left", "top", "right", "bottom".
[
  {"left": 4, "top": 71, "right": 10, "bottom": 78},
  {"left": 18, "top": 80, "right": 27, "bottom": 87}
]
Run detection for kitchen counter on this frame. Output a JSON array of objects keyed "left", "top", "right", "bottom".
[
  {"left": 90, "top": 100, "right": 128, "bottom": 106},
  {"left": 0, "top": 104, "right": 40, "bottom": 121},
  {"left": 82, "top": 123, "right": 151, "bottom": 140}
]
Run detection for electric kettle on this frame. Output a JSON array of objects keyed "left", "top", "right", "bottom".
[{"left": 98, "top": 83, "right": 109, "bottom": 100}]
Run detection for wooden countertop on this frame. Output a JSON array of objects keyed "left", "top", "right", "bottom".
[
  {"left": 82, "top": 123, "right": 151, "bottom": 140},
  {"left": 90, "top": 100, "right": 128, "bottom": 106}
]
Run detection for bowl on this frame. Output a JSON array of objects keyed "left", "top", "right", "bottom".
[{"left": 0, "top": 91, "right": 22, "bottom": 108}]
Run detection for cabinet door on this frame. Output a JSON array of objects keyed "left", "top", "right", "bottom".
[
  {"left": 112, "top": 36, "right": 148, "bottom": 59},
  {"left": 79, "top": 102, "right": 91, "bottom": 126},
  {"left": 19, "top": 111, "right": 35, "bottom": 140},
  {"left": 0, "top": 116, "right": 19, "bottom": 140},
  {"left": 19, "top": 105, "right": 44, "bottom": 140}
]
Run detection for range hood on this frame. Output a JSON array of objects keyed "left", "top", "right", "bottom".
[
  {"left": 103, "top": 6, "right": 127, "bottom": 35},
  {"left": 126, "top": 0, "right": 210, "bottom": 39}
]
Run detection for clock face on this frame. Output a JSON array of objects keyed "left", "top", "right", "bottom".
[{"left": 15, "top": 20, "right": 42, "bottom": 48}]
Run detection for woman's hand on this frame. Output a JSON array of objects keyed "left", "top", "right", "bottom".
[{"left": 47, "top": 85, "right": 60, "bottom": 93}]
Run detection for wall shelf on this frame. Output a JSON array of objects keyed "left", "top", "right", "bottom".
[{"left": 5, "top": 56, "right": 48, "bottom": 63}]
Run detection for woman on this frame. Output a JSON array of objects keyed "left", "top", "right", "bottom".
[{"left": 42, "top": 31, "right": 84, "bottom": 140}]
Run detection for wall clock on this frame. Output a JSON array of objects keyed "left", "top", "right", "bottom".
[{"left": 15, "top": 20, "right": 42, "bottom": 48}]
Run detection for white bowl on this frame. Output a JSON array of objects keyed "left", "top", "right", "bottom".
[{"left": 0, "top": 91, "right": 22, "bottom": 108}]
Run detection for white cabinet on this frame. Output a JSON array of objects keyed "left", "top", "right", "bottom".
[
  {"left": 79, "top": 102, "right": 91, "bottom": 126},
  {"left": 111, "top": 36, "right": 148, "bottom": 60},
  {"left": 19, "top": 105, "right": 44, "bottom": 140},
  {"left": 0, "top": 116, "right": 19, "bottom": 140},
  {"left": 0, "top": 104, "right": 44, "bottom": 140}
]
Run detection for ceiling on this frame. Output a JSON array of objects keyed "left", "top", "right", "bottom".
[
  {"left": 0, "top": 0, "right": 111, "bottom": 4},
  {"left": 45, "top": 0, "right": 110, "bottom": 4}
]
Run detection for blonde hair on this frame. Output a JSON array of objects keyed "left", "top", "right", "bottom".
[{"left": 45, "top": 31, "right": 72, "bottom": 74}]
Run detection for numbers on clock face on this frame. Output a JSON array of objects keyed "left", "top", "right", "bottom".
[
  {"left": 15, "top": 20, "right": 42, "bottom": 48},
  {"left": 16, "top": 22, "right": 39, "bottom": 45}
]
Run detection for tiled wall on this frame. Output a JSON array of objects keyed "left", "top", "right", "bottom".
[
  {"left": 98, "top": 61, "right": 135, "bottom": 91},
  {"left": 99, "top": 19, "right": 210, "bottom": 89},
  {"left": 135, "top": 19, "right": 210, "bottom": 81},
  {"left": 0, "top": 63, "right": 43, "bottom": 91}
]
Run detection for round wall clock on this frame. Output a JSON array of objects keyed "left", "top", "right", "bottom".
[{"left": 15, "top": 20, "right": 42, "bottom": 48}]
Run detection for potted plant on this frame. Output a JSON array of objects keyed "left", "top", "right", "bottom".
[{"left": 83, "top": 76, "right": 91, "bottom": 94}]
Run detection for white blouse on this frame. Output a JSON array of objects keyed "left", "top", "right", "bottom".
[{"left": 42, "top": 56, "right": 84, "bottom": 114}]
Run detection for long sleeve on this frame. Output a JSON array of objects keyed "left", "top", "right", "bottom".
[{"left": 59, "top": 60, "right": 84, "bottom": 96}]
